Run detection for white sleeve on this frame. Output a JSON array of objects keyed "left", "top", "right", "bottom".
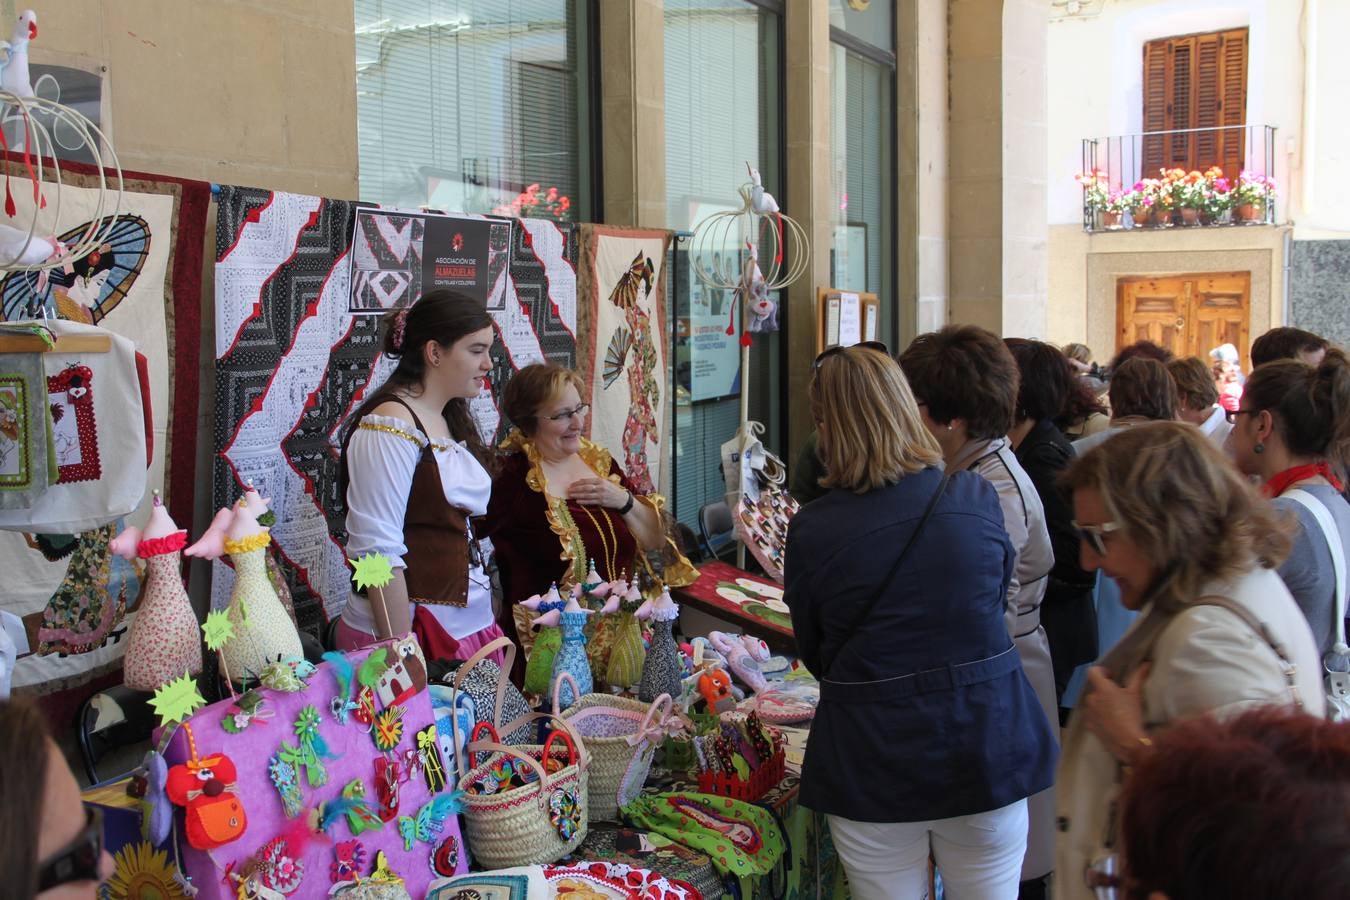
[{"left": 344, "top": 414, "right": 425, "bottom": 569}]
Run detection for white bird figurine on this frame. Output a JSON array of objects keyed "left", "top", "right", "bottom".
[
  {"left": 0, "top": 222, "right": 57, "bottom": 265},
  {"left": 533, "top": 585, "right": 593, "bottom": 629},
  {"left": 746, "top": 163, "right": 779, "bottom": 215},
  {"left": 0, "top": 10, "right": 38, "bottom": 99}
]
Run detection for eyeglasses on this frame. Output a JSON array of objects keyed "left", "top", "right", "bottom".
[
  {"left": 812, "top": 341, "right": 890, "bottom": 371},
  {"left": 544, "top": 402, "right": 591, "bottom": 422},
  {"left": 37, "top": 805, "right": 104, "bottom": 892},
  {"left": 1072, "top": 519, "right": 1122, "bottom": 557},
  {"left": 1225, "top": 408, "right": 1255, "bottom": 425}
]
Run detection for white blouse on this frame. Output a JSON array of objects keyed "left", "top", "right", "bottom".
[{"left": 342, "top": 413, "right": 494, "bottom": 639}]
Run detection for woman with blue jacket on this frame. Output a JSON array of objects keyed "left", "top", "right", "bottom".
[{"left": 785, "top": 345, "right": 1057, "bottom": 899}]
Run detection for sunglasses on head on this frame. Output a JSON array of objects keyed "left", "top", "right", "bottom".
[
  {"left": 38, "top": 805, "right": 103, "bottom": 892},
  {"left": 812, "top": 341, "right": 890, "bottom": 370}
]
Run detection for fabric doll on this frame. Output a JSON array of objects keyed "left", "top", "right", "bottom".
[
  {"left": 637, "top": 587, "right": 682, "bottom": 703},
  {"left": 605, "top": 579, "right": 646, "bottom": 690},
  {"left": 111, "top": 491, "right": 203, "bottom": 692},
  {"left": 535, "top": 588, "right": 595, "bottom": 710},
  {"left": 520, "top": 583, "right": 567, "bottom": 696}
]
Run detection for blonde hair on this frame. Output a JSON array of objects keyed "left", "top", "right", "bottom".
[
  {"left": 810, "top": 346, "right": 942, "bottom": 493},
  {"left": 1061, "top": 422, "right": 1291, "bottom": 613}
]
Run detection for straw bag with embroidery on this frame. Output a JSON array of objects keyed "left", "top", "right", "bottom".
[
  {"left": 454, "top": 713, "right": 591, "bottom": 868},
  {"left": 551, "top": 672, "right": 688, "bottom": 821}
]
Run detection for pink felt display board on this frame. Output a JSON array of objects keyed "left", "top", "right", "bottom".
[{"left": 162, "top": 646, "right": 464, "bottom": 898}]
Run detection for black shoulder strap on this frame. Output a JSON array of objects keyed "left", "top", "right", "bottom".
[{"left": 822, "top": 470, "right": 952, "bottom": 679}]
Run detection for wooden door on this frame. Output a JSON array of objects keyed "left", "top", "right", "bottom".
[{"left": 1116, "top": 271, "right": 1251, "bottom": 369}]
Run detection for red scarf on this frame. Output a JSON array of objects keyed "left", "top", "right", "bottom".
[{"left": 1263, "top": 462, "right": 1345, "bottom": 498}]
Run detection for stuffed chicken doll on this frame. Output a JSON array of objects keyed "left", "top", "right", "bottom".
[
  {"left": 186, "top": 499, "right": 302, "bottom": 683},
  {"left": 637, "top": 587, "right": 682, "bottom": 703},
  {"left": 111, "top": 491, "right": 203, "bottom": 692}
]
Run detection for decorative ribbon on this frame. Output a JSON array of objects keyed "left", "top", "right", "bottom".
[{"left": 624, "top": 710, "right": 692, "bottom": 747}]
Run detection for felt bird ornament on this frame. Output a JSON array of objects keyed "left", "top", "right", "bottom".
[
  {"left": 0, "top": 10, "right": 37, "bottom": 97},
  {"left": 532, "top": 584, "right": 594, "bottom": 629},
  {"left": 747, "top": 162, "right": 784, "bottom": 266}
]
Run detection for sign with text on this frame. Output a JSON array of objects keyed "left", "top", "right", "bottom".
[{"left": 349, "top": 209, "right": 512, "bottom": 313}]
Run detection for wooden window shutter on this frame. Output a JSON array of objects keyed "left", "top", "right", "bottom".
[
  {"left": 1141, "top": 28, "right": 1248, "bottom": 177},
  {"left": 1142, "top": 38, "right": 1170, "bottom": 177},
  {"left": 1220, "top": 29, "right": 1248, "bottom": 178}
]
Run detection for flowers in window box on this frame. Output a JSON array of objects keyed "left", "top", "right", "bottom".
[
  {"left": 492, "top": 183, "right": 573, "bottom": 222},
  {"left": 1075, "top": 169, "right": 1111, "bottom": 210},
  {"left": 1231, "top": 171, "right": 1276, "bottom": 207}
]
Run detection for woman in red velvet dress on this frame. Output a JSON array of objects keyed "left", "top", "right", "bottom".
[{"left": 485, "top": 363, "right": 697, "bottom": 686}]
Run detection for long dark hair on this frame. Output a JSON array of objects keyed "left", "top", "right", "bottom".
[
  {"left": 341, "top": 290, "right": 496, "bottom": 486},
  {"left": 1244, "top": 349, "right": 1350, "bottom": 481},
  {"left": 1, "top": 696, "right": 54, "bottom": 898}
]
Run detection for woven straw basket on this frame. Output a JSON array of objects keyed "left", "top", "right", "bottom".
[
  {"left": 456, "top": 713, "right": 591, "bottom": 868},
  {"left": 552, "top": 672, "right": 685, "bottom": 821}
]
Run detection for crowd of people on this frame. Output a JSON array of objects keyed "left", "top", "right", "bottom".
[
  {"left": 4, "top": 289, "right": 1349, "bottom": 899},
  {"left": 787, "top": 325, "right": 1350, "bottom": 899}
]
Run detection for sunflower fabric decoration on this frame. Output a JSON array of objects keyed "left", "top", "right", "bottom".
[{"left": 102, "top": 841, "right": 188, "bottom": 900}]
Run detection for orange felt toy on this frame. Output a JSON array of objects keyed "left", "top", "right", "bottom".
[{"left": 165, "top": 724, "right": 248, "bottom": 850}]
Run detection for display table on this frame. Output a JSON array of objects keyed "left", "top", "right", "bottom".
[{"left": 671, "top": 560, "right": 796, "bottom": 653}]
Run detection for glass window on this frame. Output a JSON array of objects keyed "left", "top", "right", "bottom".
[
  {"left": 355, "top": 0, "right": 592, "bottom": 220},
  {"left": 829, "top": 44, "right": 895, "bottom": 344},
  {"left": 829, "top": 0, "right": 894, "bottom": 54},
  {"left": 665, "top": 0, "right": 782, "bottom": 532}
]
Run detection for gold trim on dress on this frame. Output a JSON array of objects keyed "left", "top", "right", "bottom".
[
  {"left": 497, "top": 429, "right": 699, "bottom": 589},
  {"left": 358, "top": 421, "right": 426, "bottom": 448}
]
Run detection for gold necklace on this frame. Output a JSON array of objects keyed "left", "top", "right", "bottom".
[{"left": 577, "top": 504, "right": 620, "bottom": 578}]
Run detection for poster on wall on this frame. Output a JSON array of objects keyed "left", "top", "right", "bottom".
[
  {"left": 348, "top": 208, "right": 513, "bottom": 313},
  {"left": 688, "top": 313, "right": 740, "bottom": 401}
]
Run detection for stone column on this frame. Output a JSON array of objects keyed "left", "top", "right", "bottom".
[
  {"left": 783, "top": 0, "right": 834, "bottom": 454},
  {"left": 947, "top": 0, "right": 1049, "bottom": 337},
  {"left": 598, "top": 0, "right": 667, "bottom": 228}
]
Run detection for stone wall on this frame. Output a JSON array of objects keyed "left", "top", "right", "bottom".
[{"left": 1289, "top": 240, "right": 1350, "bottom": 345}]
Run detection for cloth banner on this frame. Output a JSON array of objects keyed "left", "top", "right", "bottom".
[
  {"left": 577, "top": 226, "right": 673, "bottom": 495},
  {"left": 0, "top": 162, "right": 209, "bottom": 692},
  {"left": 212, "top": 186, "right": 578, "bottom": 631}
]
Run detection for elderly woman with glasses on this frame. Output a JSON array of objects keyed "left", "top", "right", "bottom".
[
  {"left": 1, "top": 696, "right": 114, "bottom": 898},
  {"left": 485, "top": 363, "right": 697, "bottom": 686},
  {"left": 1055, "top": 422, "right": 1323, "bottom": 900},
  {"left": 787, "top": 344, "right": 1055, "bottom": 899}
]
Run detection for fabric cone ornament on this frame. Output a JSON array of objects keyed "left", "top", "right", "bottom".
[{"left": 637, "top": 588, "right": 682, "bottom": 703}]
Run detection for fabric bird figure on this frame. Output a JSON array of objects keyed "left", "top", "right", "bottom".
[
  {"left": 637, "top": 587, "right": 683, "bottom": 703},
  {"left": 0, "top": 10, "right": 37, "bottom": 97},
  {"left": 113, "top": 491, "right": 203, "bottom": 692},
  {"left": 187, "top": 499, "right": 302, "bottom": 684},
  {"left": 548, "top": 589, "right": 595, "bottom": 710}
]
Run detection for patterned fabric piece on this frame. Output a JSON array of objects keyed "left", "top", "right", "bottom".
[
  {"left": 212, "top": 187, "right": 579, "bottom": 632},
  {"left": 122, "top": 549, "right": 202, "bottom": 691},
  {"left": 0, "top": 351, "right": 49, "bottom": 508},
  {"left": 543, "top": 861, "right": 703, "bottom": 899},
  {"left": 426, "top": 869, "right": 538, "bottom": 900},
  {"left": 448, "top": 655, "right": 534, "bottom": 746},
  {"left": 575, "top": 825, "right": 721, "bottom": 900},
  {"left": 523, "top": 625, "right": 562, "bottom": 697}
]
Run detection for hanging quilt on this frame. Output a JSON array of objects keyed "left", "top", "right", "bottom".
[
  {"left": 212, "top": 186, "right": 578, "bottom": 630},
  {"left": 577, "top": 226, "right": 673, "bottom": 495},
  {"left": 0, "top": 350, "right": 50, "bottom": 509},
  {"left": 0, "top": 161, "right": 208, "bottom": 692}
]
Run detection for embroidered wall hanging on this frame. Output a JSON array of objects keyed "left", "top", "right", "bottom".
[
  {"left": 47, "top": 363, "right": 100, "bottom": 483},
  {"left": 577, "top": 226, "right": 674, "bottom": 496},
  {"left": 212, "top": 185, "right": 577, "bottom": 629},
  {"left": 0, "top": 350, "right": 49, "bottom": 507}
]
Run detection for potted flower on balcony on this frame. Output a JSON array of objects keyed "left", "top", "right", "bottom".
[
  {"left": 1201, "top": 168, "right": 1233, "bottom": 224},
  {"left": 1076, "top": 169, "right": 1121, "bottom": 228},
  {"left": 1232, "top": 171, "right": 1275, "bottom": 223},
  {"left": 1127, "top": 178, "right": 1161, "bottom": 227},
  {"left": 491, "top": 183, "right": 573, "bottom": 222},
  {"left": 1173, "top": 169, "right": 1210, "bottom": 225}
]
